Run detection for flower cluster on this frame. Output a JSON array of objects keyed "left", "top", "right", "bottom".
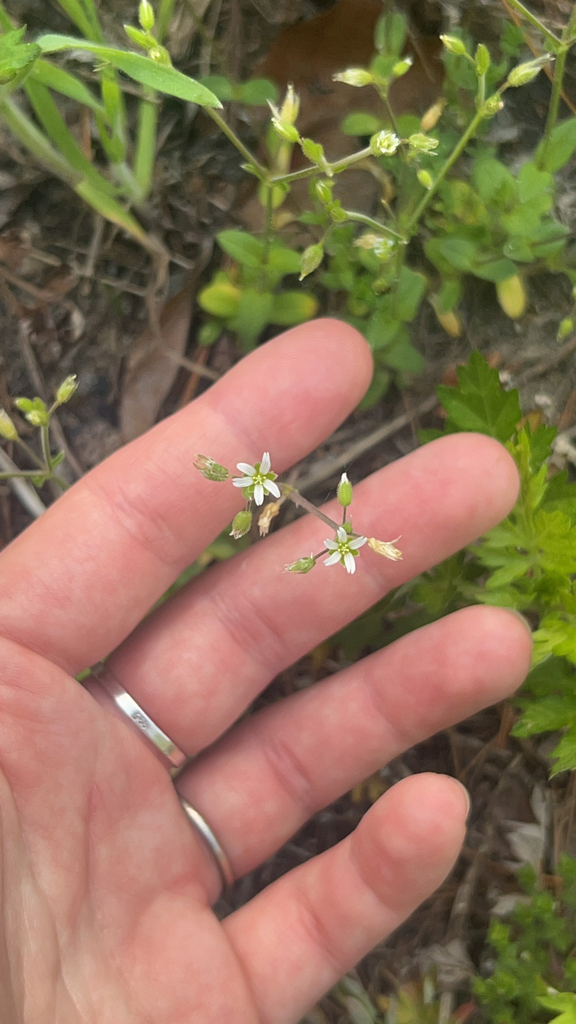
[{"left": 194, "top": 455, "right": 402, "bottom": 575}]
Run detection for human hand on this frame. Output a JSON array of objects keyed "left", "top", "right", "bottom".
[{"left": 0, "top": 320, "right": 531, "bottom": 1023}]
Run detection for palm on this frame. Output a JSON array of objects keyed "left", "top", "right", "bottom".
[{"left": 0, "top": 322, "right": 531, "bottom": 1023}]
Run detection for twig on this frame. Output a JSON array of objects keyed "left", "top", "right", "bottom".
[
  {"left": 514, "top": 333, "right": 576, "bottom": 384},
  {"left": 0, "top": 448, "right": 46, "bottom": 518},
  {"left": 294, "top": 393, "right": 438, "bottom": 493},
  {"left": 164, "top": 347, "right": 220, "bottom": 382}
]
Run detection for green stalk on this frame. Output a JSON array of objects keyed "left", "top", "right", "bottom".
[
  {"left": 341, "top": 210, "right": 404, "bottom": 240},
  {"left": 270, "top": 145, "right": 373, "bottom": 186},
  {"left": 538, "top": 46, "right": 567, "bottom": 167},
  {"left": 205, "top": 108, "right": 267, "bottom": 178},
  {"left": 405, "top": 107, "right": 484, "bottom": 234},
  {"left": 14, "top": 436, "right": 47, "bottom": 470},
  {"left": 133, "top": 94, "right": 158, "bottom": 200},
  {"left": 280, "top": 484, "right": 341, "bottom": 532},
  {"left": 157, "top": 0, "right": 176, "bottom": 44},
  {"left": 39, "top": 423, "right": 52, "bottom": 471},
  {"left": 500, "top": 0, "right": 563, "bottom": 51}
]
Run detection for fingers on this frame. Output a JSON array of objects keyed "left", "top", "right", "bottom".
[
  {"left": 224, "top": 773, "right": 470, "bottom": 1024},
  {"left": 175, "top": 605, "right": 531, "bottom": 876},
  {"left": 106, "top": 432, "right": 519, "bottom": 754},
  {"left": 0, "top": 321, "right": 372, "bottom": 673}
]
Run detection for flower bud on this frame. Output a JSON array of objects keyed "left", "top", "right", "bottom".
[
  {"left": 55, "top": 374, "right": 78, "bottom": 405},
  {"left": 300, "top": 137, "right": 325, "bottom": 165},
  {"left": 392, "top": 56, "right": 413, "bottom": 78},
  {"left": 475, "top": 43, "right": 491, "bottom": 77},
  {"left": 496, "top": 273, "right": 527, "bottom": 319},
  {"left": 258, "top": 501, "right": 281, "bottom": 537},
  {"left": 333, "top": 68, "right": 374, "bottom": 87},
  {"left": 279, "top": 83, "right": 299, "bottom": 126},
  {"left": 271, "top": 118, "right": 300, "bottom": 143},
  {"left": 314, "top": 179, "right": 333, "bottom": 204},
  {"left": 481, "top": 94, "right": 504, "bottom": 118},
  {"left": 370, "top": 130, "right": 400, "bottom": 156},
  {"left": 138, "top": 0, "right": 155, "bottom": 30},
  {"left": 285, "top": 556, "right": 316, "bottom": 574},
  {"left": 194, "top": 454, "right": 230, "bottom": 481},
  {"left": 14, "top": 397, "right": 48, "bottom": 426},
  {"left": 299, "top": 243, "right": 324, "bottom": 280},
  {"left": 0, "top": 409, "right": 17, "bottom": 440},
  {"left": 507, "top": 55, "right": 551, "bottom": 88},
  {"left": 417, "top": 168, "right": 434, "bottom": 189},
  {"left": 440, "top": 35, "right": 468, "bottom": 56},
  {"left": 337, "top": 472, "right": 353, "bottom": 507},
  {"left": 407, "top": 133, "right": 439, "bottom": 155},
  {"left": 368, "top": 536, "right": 402, "bottom": 560},
  {"left": 420, "top": 98, "right": 446, "bottom": 132},
  {"left": 558, "top": 316, "right": 574, "bottom": 341},
  {"left": 230, "top": 510, "right": 252, "bottom": 539}
]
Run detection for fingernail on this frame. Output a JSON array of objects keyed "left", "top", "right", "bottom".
[{"left": 454, "top": 779, "right": 471, "bottom": 819}]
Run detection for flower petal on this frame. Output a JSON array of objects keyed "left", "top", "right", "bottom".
[
  {"left": 254, "top": 483, "right": 265, "bottom": 505},
  {"left": 236, "top": 462, "right": 256, "bottom": 476},
  {"left": 324, "top": 538, "right": 338, "bottom": 550},
  {"left": 232, "top": 476, "right": 254, "bottom": 488},
  {"left": 349, "top": 535, "right": 368, "bottom": 550},
  {"left": 264, "top": 479, "right": 281, "bottom": 499},
  {"left": 260, "top": 452, "right": 271, "bottom": 474},
  {"left": 344, "top": 551, "right": 356, "bottom": 574},
  {"left": 323, "top": 551, "right": 341, "bottom": 566},
  {"left": 336, "top": 527, "right": 348, "bottom": 542}
]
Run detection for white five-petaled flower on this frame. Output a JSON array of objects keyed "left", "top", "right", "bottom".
[
  {"left": 324, "top": 526, "right": 367, "bottom": 574},
  {"left": 232, "top": 452, "right": 281, "bottom": 506}
]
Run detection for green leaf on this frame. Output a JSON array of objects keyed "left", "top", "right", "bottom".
[
  {"left": 436, "top": 350, "right": 522, "bottom": 442},
  {"left": 267, "top": 245, "right": 302, "bottom": 277},
  {"left": 516, "top": 161, "right": 553, "bottom": 203},
  {"left": 53, "top": 0, "right": 102, "bottom": 41},
  {"left": 31, "top": 59, "right": 104, "bottom": 113},
  {"left": 538, "top": 991, "right": 576, "bottom": 1022},
  {"left": 472, "top": 156, "right": 516, "bottom": 205},
  {"left": 437, "top": 237, "right": 476, "bottom": 272},
  {"left": 0, "top": 26, "right": 40, "bottom": 84},
  {"left": 536, "top": 118, "right": 576, "bottom": 172},
  {"left": 472, "top": 256, "right": 517, "bottom": 282},
  {"left": 217, "top": 229, "right": 264, "bottom": 268},
  {"left": 36, "top": 35, "right": 222, "bottom": 107},
  {"left": 228, "top": 288, "right": 274, "bottom": 350},
  {"left": 269, "top": 290, "right": 318, "bottom": 325},
  {"left": 394, "top": 265, "right": 426, "bottom": 321},
  {"left": 382, "top": 329, "right": 425, "bottom": 372},
  {"left": 341, "top": 112, "right": 383, "bottom": 136},
  {"left": 197, "top": 272, "right": 241, "bottom": 317},
  {"left": 236, "top": 77, "right": 278, "bottom": 105},
  {"left": 197, "top": 74, "right": 233, "bottom": 101}
]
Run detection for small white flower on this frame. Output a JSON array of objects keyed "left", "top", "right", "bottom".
[
  {"left": 324, "top": 526, "right": 367, "bottom": 574},
  {"left": 232, "top": 452, "right": 281, "bottom": 506}
]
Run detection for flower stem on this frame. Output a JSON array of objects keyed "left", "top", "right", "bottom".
[
  {"left": 280, "top": 484, "right": 341, "bottom": 531},
  {"left": 205, "top": 108, "right": 268, "bottom": 179},
  {"left": 269, "top": 145, "right": 373, "bottom": 185},
  {"left": 501, "top": 0, "right": 563, "bottom": 51}
]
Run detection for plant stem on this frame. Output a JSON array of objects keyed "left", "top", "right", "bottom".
[
  {"left": 341, "top": 209, "right": 404, "bottom": 240},
  {"left": 270, "top": 145, "right": 373, "bottom": 185},
  {"left": 280, "top": 484, "right": 341, "bottom": 531},
  {"left": 205, "top": 108, "right": 267, "bottom": 178},
  {"left": 405, "top": 107, "right": 484, "bottom": 234},
  {"left": 538, "top": 46, "right": 567, "bottom": 166},
  {"left": 40, "top": 423, "right": 52, "bottom": 470},
  {"left": 566, "top": 0, "right": 576, "bottom": 40},
  {"left": 14, "top": 436, "right": 46, "bottom": 470},
  {"left": 501, "top": 0, "right": 563, "bottom": 51}
]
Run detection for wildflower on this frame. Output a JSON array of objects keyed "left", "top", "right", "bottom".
[
  {"left": 232, "top": 452, "right": 280, "bottom": 506},
  {"left": 324, "top": 526, "right": 367, "bottom": 574},
  {"left": 370, "top": 130, "right": 400, "bottom": 156},
  {"left": 333, "top": 68, "right": 373, "bottom": 87},
  {"left": 285, "top": 555, "right": 316, "bottom": 574},
  {"left": 55, "top": 375, "right": 78, "bottom": 405},
  {"left": 367, "top": 536, "right": 402, "bottom": 560}
]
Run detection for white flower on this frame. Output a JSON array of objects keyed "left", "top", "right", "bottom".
[
  {"left": 324, "top": 526, "right": 367, "bottom": 574},
  {"left": 232, "top": 452, "right": 281, "bottom": 506}
]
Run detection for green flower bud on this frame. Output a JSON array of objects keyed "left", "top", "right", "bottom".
[
  {"left": 299, "top": 243, "right": 324, "bottom": 280},
  {"left": 370, "top": 130, "right": 400, "bottom": 156},
  {"left": 279, "top": 83, "right": 300, "bottom": 125},
  {"left": 194, "top": 454, "right": 230, "bottom": 481},
  {"left": 407, "top": 133, "right": 439, "bottom": 154},
  {"left": 300, "top": 137, "right": 325, "bottom": 165},
  {"left": 271, "top": 118, "right": 300, "bottom": 143},
  {"left": 440, "top": 35, "right": 468, "bottom": 56},
  {"left": 417, "top": 168, "right": 434, "bottom": 189},
  {"left": 337, "top": 472, "right": 353, "bottom": 507},
  {"left": 558, "top": 316, "right": 573, "bottom": 341},
  {"left": 14, "top": 396, "right": 48, "bottom": 426},
  {"left": 138, "top": 0, "right": 155, "bottom": 31},
  {"left": 507, "top": 55, "right": 551, "bottom": 88},
  {"left": 481, "top": 94, "right": 504, "bottom": 118},
  {"left": 0, "top": 409, "right": 18, "bottom": 441},
  {"left": 314, "top": 179, "right": 333, "bottom": 204},
  {"left": 475, "top": 43, "right": 491, "bottom": 77},
  {"left": 333, "top": 68, "right": 373, "bottom": 87},
  {"left": 55, "top": 375, "right": 78, "bottom": 405},
  {"left": 230, "top": 510, "right": 252, "bottom": 539},
  {"left": 285, "top": 556, "right": 316, "bottom": 574},
  {"left": 124, "top": 24, "right": 151, "bottom": 49},
  {"left": 392, "top": 56, "right": 413, "bottom": 78}
]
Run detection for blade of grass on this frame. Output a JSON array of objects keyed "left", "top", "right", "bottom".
[
  {"left": 37, "top": 35, "right": 222, "bottom": 106},
  {"left": 53, "top": 0, "right": 102, "bottom": 42},
  {"left": 31, "top": 59, "right": 105, "bottom": 114},
  {"left": 134, "top": 92, "right": 158, "bottom": 199},
  {"left": 157, "top": 0, "right": 176, "bottom": 44}
]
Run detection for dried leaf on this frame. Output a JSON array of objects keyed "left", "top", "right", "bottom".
[{"left": 119, "top": 279, "right": 194, "bottom": 441}]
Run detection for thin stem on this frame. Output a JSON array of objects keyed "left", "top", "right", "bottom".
[
  {"left": 0, "top": 469, "right": 45, "bottom": 479},
  {"left": 280, "top": 484, "right": 341, "bottom": 532},
  {"left": 566, "top": 0, "right": 576, "bottom": 40},
  {"left": 405, "top": 107, "right": 484, "bottom": 234},
  {"left": 13, "top": 436, "right": 46, "bottom": 470},
  {"left": 502, "top": 0, "right": 563, "bottom": 51},
  {"left": 341, "top": 209, "right": 404, "bottom": 240},
  {"left": 40, "top": 423, "right": 52, "bottom": 470},
  {"left": 270, "top": 145, "right": 373, "bottom": 186},
  {"left": 381, "top": 92, "right": 401, "bottom": 136},
  {"left": 538, "top": 45, "right": 567, "bottom": 165},
  {"left": 205, "top": 108, "right": 267, "bottom": 178}
]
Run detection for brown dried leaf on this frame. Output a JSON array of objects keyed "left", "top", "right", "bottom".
[{"left": 119, "top": 279, "right": 194, "bottom": 442}]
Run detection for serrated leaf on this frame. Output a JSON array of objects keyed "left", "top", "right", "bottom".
[{"left": 436, "top": 351, "right": 521, "bottom": 442}]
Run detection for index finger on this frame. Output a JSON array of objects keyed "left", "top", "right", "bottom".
[{"left": 0, "top": 320, "right": 373, "bottom": 673}]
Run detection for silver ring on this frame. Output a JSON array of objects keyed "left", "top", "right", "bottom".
[
  {"left": 89, "top": 665, "right": 187, "bottom": 773},
  {"left": 178, "top": 796, "right": 234, "bottom": 891},
  {"left": 85, "top": 668, "right": 234, "bottom": 892}
]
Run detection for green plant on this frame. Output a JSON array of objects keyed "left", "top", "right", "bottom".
[
  {"left": 0, "top": 375, "right": 78, "bottom": 489},
  {"left": 474, "top": 858, "right": 576, "bottom": 1024}
]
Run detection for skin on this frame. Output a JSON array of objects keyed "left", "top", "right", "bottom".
[{"left": 0, "top": 319, "right": 532, "bottom": 1023}]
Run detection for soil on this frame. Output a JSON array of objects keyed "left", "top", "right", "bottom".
[{"left": 1, "top": 1, "right": 576, "bottom": 1020}]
